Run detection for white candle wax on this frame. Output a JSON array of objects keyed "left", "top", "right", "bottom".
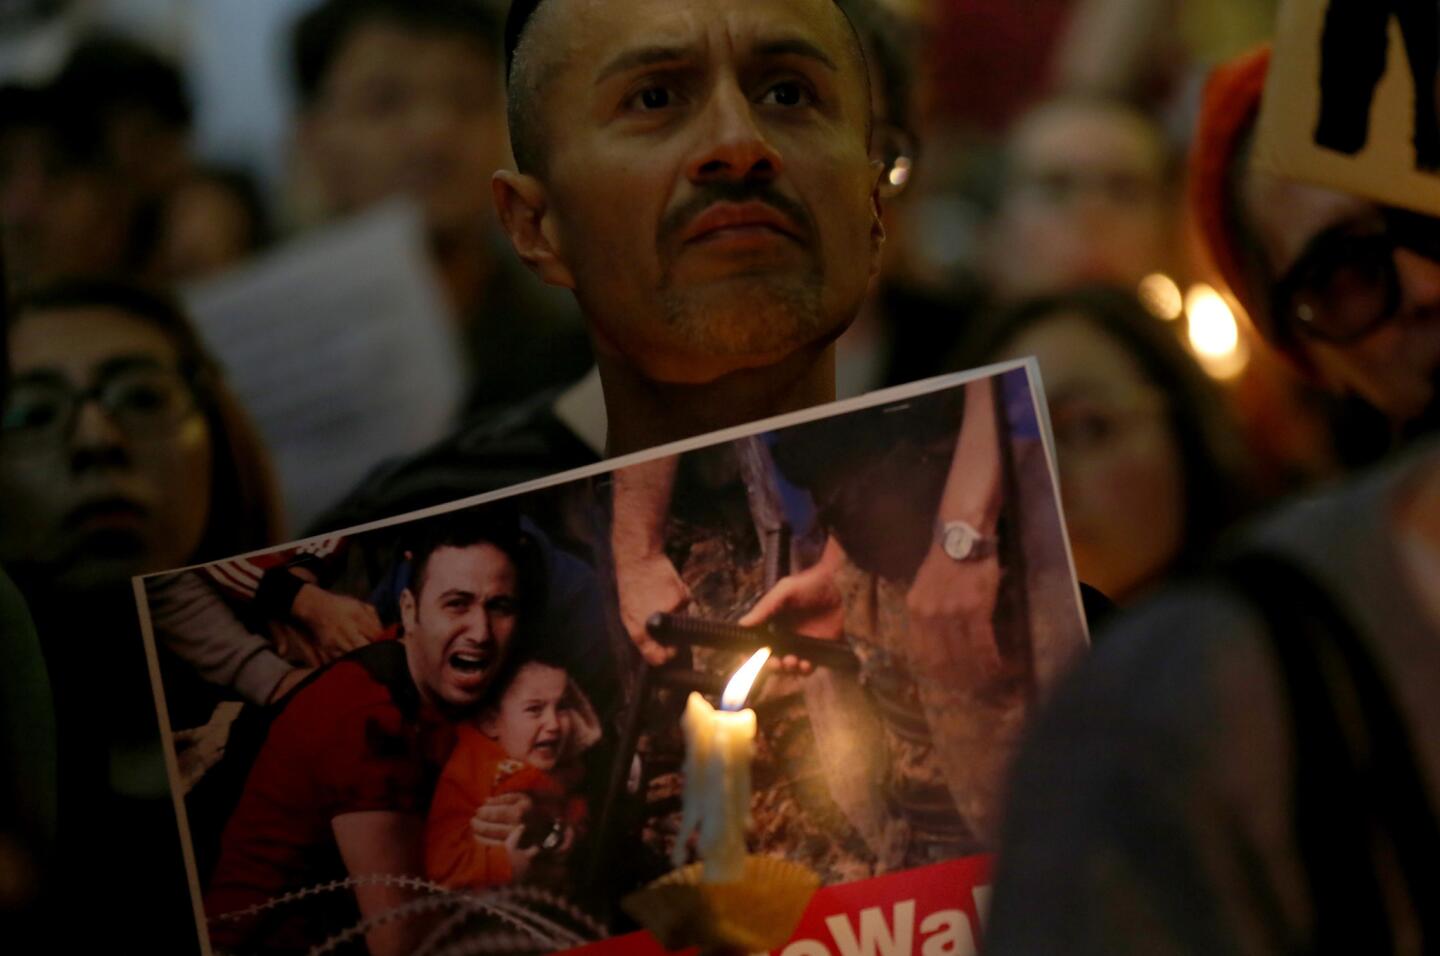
[{"left": 675, "top": 693, "right": 757, "bottom": 883}]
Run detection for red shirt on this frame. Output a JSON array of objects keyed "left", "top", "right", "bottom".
[{"left": 204, "top": 640, "right": 454, "bottom": 954}]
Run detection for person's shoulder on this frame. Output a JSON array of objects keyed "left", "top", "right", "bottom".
[
  {"left": 1215, "top": 442, "right": 1437, "bottom": 633},
  {"left": 1005, "top": 577, "right": 1283, "bottom": 824},
  {"left": 1007, "top": 568, "right": 1306, "bottom": 845},
  {"left": 307, "top": 389, "right": 601, "bottom": 533},
  {"left": 1251, "top": 442, "right": 1438, "bottom": 557},
  {"left": 1072, "top": 581, "right": 1274, "bottom": 724},
  {"left": 274, "top": 645, "right": 408, "bottom": 729},
  {"left": 449, "top": 724, "right": 504, "bottom": 764}
]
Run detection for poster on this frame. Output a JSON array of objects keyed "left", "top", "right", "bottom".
[
  {"left": 134, "top": 360, "right": 1088, "bottom": 955},
  {"left": 1257, "top": 0, "right": 1440, "bottom": 214}
]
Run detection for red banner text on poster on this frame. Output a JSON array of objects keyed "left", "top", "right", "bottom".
[{"left": 566, "top": 854, "right": 993, "bottom": 956}]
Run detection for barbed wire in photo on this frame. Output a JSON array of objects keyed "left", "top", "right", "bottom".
[{"left": 207, "top": 873, "right": 609, "bottom": 956}]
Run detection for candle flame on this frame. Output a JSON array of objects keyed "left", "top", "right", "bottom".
[
  {"left": 1184, "top": 283, "right": 1249, "bottom": 379},
  {"left": 721, "top": 647, "right": 772, "bottom": 711}
]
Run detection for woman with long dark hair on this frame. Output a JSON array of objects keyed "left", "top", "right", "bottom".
[{"left": 955, "top": 286, "right": 1258, "bottom": 602}]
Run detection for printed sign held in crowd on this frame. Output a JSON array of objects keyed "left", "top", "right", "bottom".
[
  {"left": 1258, "top": 0, "right": 1440, "bottom": 214},
  {"left": 133, "top": 360, "right": 1088, "bottom": 955}
]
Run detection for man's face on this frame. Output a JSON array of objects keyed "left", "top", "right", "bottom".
[
  {"left": 400, "top": 543, "right": 520, "bottom": 712},
  {"left": 1243, "top": 166, "right": 1440, "bottom": 426},
  {"left": 517, "top": 0, "right": 882, "bottom": 384},
  {"left": 303, "top": 22, "right": 507, "bottom": 236},
  {"left": 989, "top": 102, "right": 1171, "bottom": 300}
]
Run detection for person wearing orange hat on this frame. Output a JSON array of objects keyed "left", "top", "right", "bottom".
[
  {"left": 981, "top": 45, "right": 1440, "bottom": 956},
  {"left": 1192, "top": 46, "right": 1440, "bottom": 447}
]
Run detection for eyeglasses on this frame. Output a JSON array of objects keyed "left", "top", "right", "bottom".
[
  {"left": 0, "top": 364, "right": 200, "bottom": 453},
  {"left": 1271, "top": 206, "right": 1440, "bottom": 345}
]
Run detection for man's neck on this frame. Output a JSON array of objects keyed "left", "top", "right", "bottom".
[{"left": 598, "top": 345, "right": 837, "bottom": 457}]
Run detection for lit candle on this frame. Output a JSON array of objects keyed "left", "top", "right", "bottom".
[{"left": 675, "top": 646, "right": 772, "bottom": 883}]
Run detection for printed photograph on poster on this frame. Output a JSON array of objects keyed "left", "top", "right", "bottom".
[
  {"left": 133, "top": 360, "right": 1089, "bottom": 955},
  {"left": 1257, "top": 0, "right": 1440, "bottom": 214}
]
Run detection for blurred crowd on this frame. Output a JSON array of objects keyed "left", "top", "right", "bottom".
[{"left": 3, "top": 0, "right": 1439, "bottom": 951}]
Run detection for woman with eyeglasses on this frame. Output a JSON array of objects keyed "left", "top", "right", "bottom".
[
  {"left": 953, "top": 287, "right": 1258, "bottom": 604},
  {"left": 0, "top": 278, "right": 281, "bottom": 950}
]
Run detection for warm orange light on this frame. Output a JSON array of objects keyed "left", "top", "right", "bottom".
[
  {"left": 1138, "top": 273, "right": 1184, "bottom": 321},
  {"left": 721, "top": 647, "right": 772, "bottom": 711},
  {"left": 1184, "top": 283, "right": 1249, "bottom": 379}
]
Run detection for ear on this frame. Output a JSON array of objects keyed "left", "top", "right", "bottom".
[
  {"left": 399, "top": 586, "right": 418, "bottom": 636},
  {"left": 493, "top": 170, "right": 575, "bottom": 290},
  {"left": 867, "top": 159, "right": 887, "bottom": 279},
  {"left": 478, "top": 709, "right": 500, "bottom": 738}
]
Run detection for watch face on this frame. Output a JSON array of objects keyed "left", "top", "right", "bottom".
[{"left": 943, "top": 523, "right": 978, "bottom": 560}]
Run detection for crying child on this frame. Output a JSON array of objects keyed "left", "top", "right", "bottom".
[{"left": 425, "top": 655, "right": 601, "bottom": 891}]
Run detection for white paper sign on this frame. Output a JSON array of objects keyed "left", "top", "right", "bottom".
[
  {"left": 1258, "top": 0, "right": 1440, "bottom": 214},
  {"left": 184, "top": 201, "right": 465, "bottom": 533}
]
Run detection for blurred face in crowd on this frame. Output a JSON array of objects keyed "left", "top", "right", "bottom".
[
  {"left": 302, "top": 20, "right": 509, "bottom": 237},
  {"left": 481, "top": 662, "right": 577, "bottom": 771},
  {"left": 148, "top": 177, "right": 257, "bottom": 282},
  {"left": 0, "top": 307, "right": 213, "bottom": 593},
  {"left": 999, "top": 313, "right": 1185, "bottom": 601},
  {"left": 497, "top": 0, "right": 884, "bottom": 384},
  {"left": 400, "top": 543, "right": 520, "bottom": 713},
  {"left": 100, "top": 104, "right": 190, "bottom": 204},
  {"left": 988, "top": 100, "right": 1171, "bottom": 300},
  {"left": 0, "top": 126, "right": 131, "bottom": 283},
  {"left": 1241, "top": 166, "right": 1440, "bottom": 428}
]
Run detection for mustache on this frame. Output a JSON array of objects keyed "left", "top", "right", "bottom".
[{"left": 658, "top": 181, "right": 815, "bottom": 248}]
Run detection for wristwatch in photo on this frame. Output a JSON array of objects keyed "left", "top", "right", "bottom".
[{"left": 938, "top": 519, "right": 998, "bottom": 561}]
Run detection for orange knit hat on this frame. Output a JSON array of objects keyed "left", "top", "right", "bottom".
[{"left": 1187, "top": 46, "right": 1272, "bottom": 338}]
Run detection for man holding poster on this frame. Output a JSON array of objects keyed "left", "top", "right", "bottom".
[
  {"left": 148, "top": 1, "right": 1092, "bottom": 951},
  {"left": 464, "top": 0, "right": 1049, "bottom": 859},
  {"left": 315, "top": 0, "right": 1043, "bottom": 707}
]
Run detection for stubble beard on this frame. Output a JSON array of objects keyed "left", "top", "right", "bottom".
[
  {"left": 650, "top": 179, "right": 838, "bottom": 359},
  {"left": 658, "top": 266, "right": 829, "bottom": 357}
]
